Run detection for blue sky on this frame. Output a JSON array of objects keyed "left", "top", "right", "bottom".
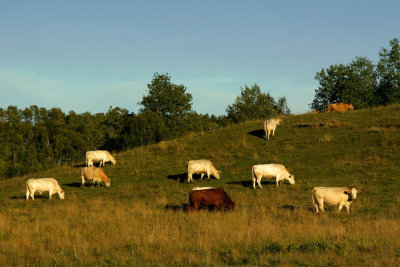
[{"left": 1, "top": 1, "right": 399, "bottom": 115}]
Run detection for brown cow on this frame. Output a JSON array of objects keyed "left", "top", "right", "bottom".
[
  {"left": 188, "top": 188, "right": 235, "bottom": 211},
  {"left": 81, "top": 167, "right": 110, "bottom": 187},
  {"left": 327, "top": 103, "right": 354, "bottom": 112}
]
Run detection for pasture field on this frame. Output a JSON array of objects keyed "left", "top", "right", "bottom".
[{"left": 0, "top": 105, "right": 399, "bottom": 266}]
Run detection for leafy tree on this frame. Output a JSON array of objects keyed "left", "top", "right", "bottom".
[
  {"left": 310, "top": 57, "right": 376, "bottom": 111},
  {"left": 376, "top": 38, "right": 400, "bottom": 105},
  {"left": 226, "top": 84, "right": 286, "bottom": 123},
  {"left": 139, "top": 73, "right": 193, "bottom": 139}
]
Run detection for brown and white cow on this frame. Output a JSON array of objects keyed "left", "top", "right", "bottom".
[
  {"left": 327, "top": 103, "right": 354, "bottom": 112},
  {"left": 86, "top": 150, "right": 116, "bottom": 167},
  {"left": 81, "top": 167, "right": 111, "bottom": 187},
  {"left": 264, "top": 118, "right": 282, "bottom": 140},
  {"left": 252, "top": 163, "right": 295, "bottom": 188},
  {"left": 187, "top": 159, "right": 221, "bottom": 183},
  {"left": 312, "top": 187, "right": 361, "bottom": 213},
  {"left": 188, "top": 188, "right": 235, "bottom": 211},
  {"left": 26, "top": 178, "right": 65, "bottom": 200}
]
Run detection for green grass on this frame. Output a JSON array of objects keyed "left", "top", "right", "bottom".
[{"left": 0, "top": 105, "right": 399, "bottom": 266}]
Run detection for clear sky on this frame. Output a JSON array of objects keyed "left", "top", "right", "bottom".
[{"left": 1, "top": 1, "right": 399, "bottom": 115}]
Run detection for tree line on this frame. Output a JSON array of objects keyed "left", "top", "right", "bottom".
[
  {"left": 310, "top": 38, "right": 400, "bottom": 111},
  {"left": 0, "top": 73, "right": 289, "bottom": 178}
]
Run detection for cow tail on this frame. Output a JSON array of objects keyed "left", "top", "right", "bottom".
[
  {"left": 312, "top": 188, "right": 317, "bottom": 208},
  {"left": 252, "top": 166, "right": 256, "bottom": 186}
]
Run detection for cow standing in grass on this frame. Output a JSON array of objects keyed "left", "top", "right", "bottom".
[
  {"left": 264, "top": 118, "right": 282, "bottom": 140},
  {"left": 187, "top": 159, "right": 221, "bottom": 183},
  {"left": 86, "top": 150, "right": 116, "bottom": 167},
  {"left": 312, "top": 187, "right": 361, "bottom": 213},
  {"left": 26, "top": 178, "right": 65, "bottom": 200},
  {"left": 252, "top": 164, "right": 295, "bottom": 188},
  {"left": 188, "top": 188, "right": 235, "bottom": 211},
  {"left": 81, "top": 167, "right": 111, "bottom": 187},
  {"left": 327, "top": 103, "right": 354, "bottom": 112}
]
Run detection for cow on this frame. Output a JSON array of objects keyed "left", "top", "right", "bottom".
[
  {"left": 187, "top": 159, "right": 221, "bottom": 183},
  {"left": 327, "top": 103, "right": 354, "bottom": 112},
  {"left": 81, "top": 167, "right": 110, "bottom": 188},
  {"left": 188, "top": 188, "right": 235, "bottom": 211},
  {"left": 86, "top": 150, "right": 116, "bottom": 167},
  {"left": 192, "top": 187, "right": 215, "bottom": 191},
  {"left": 264, "top": 118, "right": 282, "bottom": 140},
  {"left": 252, "top": 164, "right": 295, "bottom": 188},
  {"left": 312, "top": 187, "right": 361, "bottom": 213},
  {"left": 26, "top": 178, "right": 65, "bottom": 200}
]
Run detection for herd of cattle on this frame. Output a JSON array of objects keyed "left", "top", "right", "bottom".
[{"left": 24, "top": 102, "right": 361, "bottom": 213}]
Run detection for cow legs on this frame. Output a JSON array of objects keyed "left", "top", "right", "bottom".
[
  {"left": 200, "top": 173, "right": 204, "bottom": 180},
  {"left": 272, "top": 128, "right": 276, "bottom": 137},
  {"left": 317, "top": 200, "right": 324, "bottom": 212},
  {"left": 266, "top": 130, "right": 270, "bottom": 140},
  {"left": 31, "top": 190, "right": 35, "bottom": 200},
  {"left": 49, "top": 189, "right": 52, "bottom": 200},
  {"left": 345, "top": 204, "right": 350, "bottom": 214},
  {"left": 206, "top": 171, "right": 211, "bottom": 180},
  {"left": 257, "top": 175, "right": 263, "bottom": 189},
  {"left": 188, "top": 173, "right": 192, "bottom": 183}
]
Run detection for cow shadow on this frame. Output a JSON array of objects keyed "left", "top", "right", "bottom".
[
  {"left": 63, "top": 182, "right": 82, "bottom": 188},
  {"left": 167, "top": 173, "right": 187, "bottom": 183},
  {"left": 12, "top": 195, "right": 49, "bottom": 200},
  {"left": 227, "top": 180, "right": 275, "bottom": 188},
  {"left": 248, "top": 129, "right": 266, "bottom": 139},
  {"left": 72, "top": 163, "right": 86, "bottom": 168},
  {"left": 165, "top": 204, "right": 188, "bottom": 212}
]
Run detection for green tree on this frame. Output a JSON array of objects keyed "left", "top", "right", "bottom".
[
  {"left": 310, "top": 57, "right": 376, "bottom": 111},
  {"left": 139, "top": 73, "right": 193, "bottom": 139},
  {"left": 226, "top": 84, "right": 283, "bottom": 123},
  {"left": 376, "top": 38, "right": 400, "bottom": 105}
]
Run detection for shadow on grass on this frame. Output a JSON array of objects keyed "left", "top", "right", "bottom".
[
  {"left": 12, "top": 195, "right": 51, "bottom": 200},
  {"left": 248, "top": 129, "right": 266, "bottom": 139},
  {"left": 167, "top": 173, "right": 187, "bottom": 183},
  {"left": 280, "top": 205, "right": 296, "bottom": 211},
  {"left": 165, "top": 204, "right": 188, "bottom": 212},
  {"left": 63, "top": 182, "right": 105, "bottom": 188},
  {"left": 72, "top": 163, "right": 86, "bottom": 168},
  {"left": 227, "top": 180, "right": 275, "bottom": 188}
]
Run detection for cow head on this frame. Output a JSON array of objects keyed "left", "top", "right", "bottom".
[
  {"left": 214, "top": 170, "right": 221, "bottom": 179},
  {"left": 228, "top": 201, "right": 235, "bottom": 211},
  {"left": 348, "top": 104, "right": 354, "bottom": 110},
  {"left": 344, "top": 188, "right": 360, "bottom": 201},
  {"left": 105, "top": 180, "right": 110, "bottom": 187},
  {"left": 276, "top": 118, "right": 282, "bottom": 125},
  {"left": 59, "top": 190, "right": 65, "bottom": 199},
  {"left": 287, "top": 175, "right": 295, "bottom": 185},
  {"left": 111, "top": 156, "right": 116, "bottom": 165}
]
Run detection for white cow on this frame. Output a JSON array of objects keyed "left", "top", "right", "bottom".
[
  {"left": 312, "top": 187, "right": 361, "bottom": 213},
  {"left": 264, "top": 118, "right": 282, "bottom": 140},
  {"left": 187, "top": 159, "right": 221, "bottom": 183},
  {"left": 26, "top": 178, "right": 65, "bottom": 200},
  {"left": 252, "top": 164, "right": 295, "bottom": 188},
  {"left": 192, "top": 187, "right": 215, "bottom": 191},
  {"left": 86, "top": 150, "right": 116, "bottom": 167}
]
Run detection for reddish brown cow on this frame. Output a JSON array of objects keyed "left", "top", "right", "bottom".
[
  {"left": 188, "top": 188, "right": 235, "bottom": 211},
  {"left": 327, "top": 103, "right": 354, "bottom": 112}
]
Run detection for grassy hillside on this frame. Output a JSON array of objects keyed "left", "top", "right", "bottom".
[{"left": 0, "top": 105, "right": 399, "bottom": 266}]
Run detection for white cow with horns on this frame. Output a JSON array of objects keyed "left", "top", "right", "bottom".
[
  {"left": 312, "top": 187, "right": 361, "bottom": 213},
  {"left": 187, "top": 159, "right": 221, "bottom": 183},
  {"left": 26, "top": 178, "right": 65, "bottom": 200},
  {"left": 86, "top": 150, "right": 116, "bottom": 167},
  {"left": 252, "top": 163, "right": 295, "bottom": 188}
]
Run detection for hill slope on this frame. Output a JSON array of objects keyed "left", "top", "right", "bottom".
[{"left": 0, "top": 105, "right": 399, "bottom": 266}]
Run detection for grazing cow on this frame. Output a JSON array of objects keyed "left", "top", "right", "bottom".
[
  {"left": 264, "top": 118, "right": 282, "bottom": 140},
  {"left": 252, "top": 164, "right": 295, "bottom": 188},
  {"left": 187, "top": 159, "right": 221, "bottom": 183},
  {"left": 86, "top": 150, "right": 116, "bottom": 167},
  {"left": 327, "top": 103, "right": 354, "bottom": 112},
  {"left": 312, "top": 187, "right": 361, "bottom": 213},
  {"left": 188, "top": 188, "right": 235, "bottom": 211},
  {"left": 81, "top": 167, "right": 110, "bottom": 187},
  {"left": 26, "top": 178, "right": 65, "bottom": 200}
]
